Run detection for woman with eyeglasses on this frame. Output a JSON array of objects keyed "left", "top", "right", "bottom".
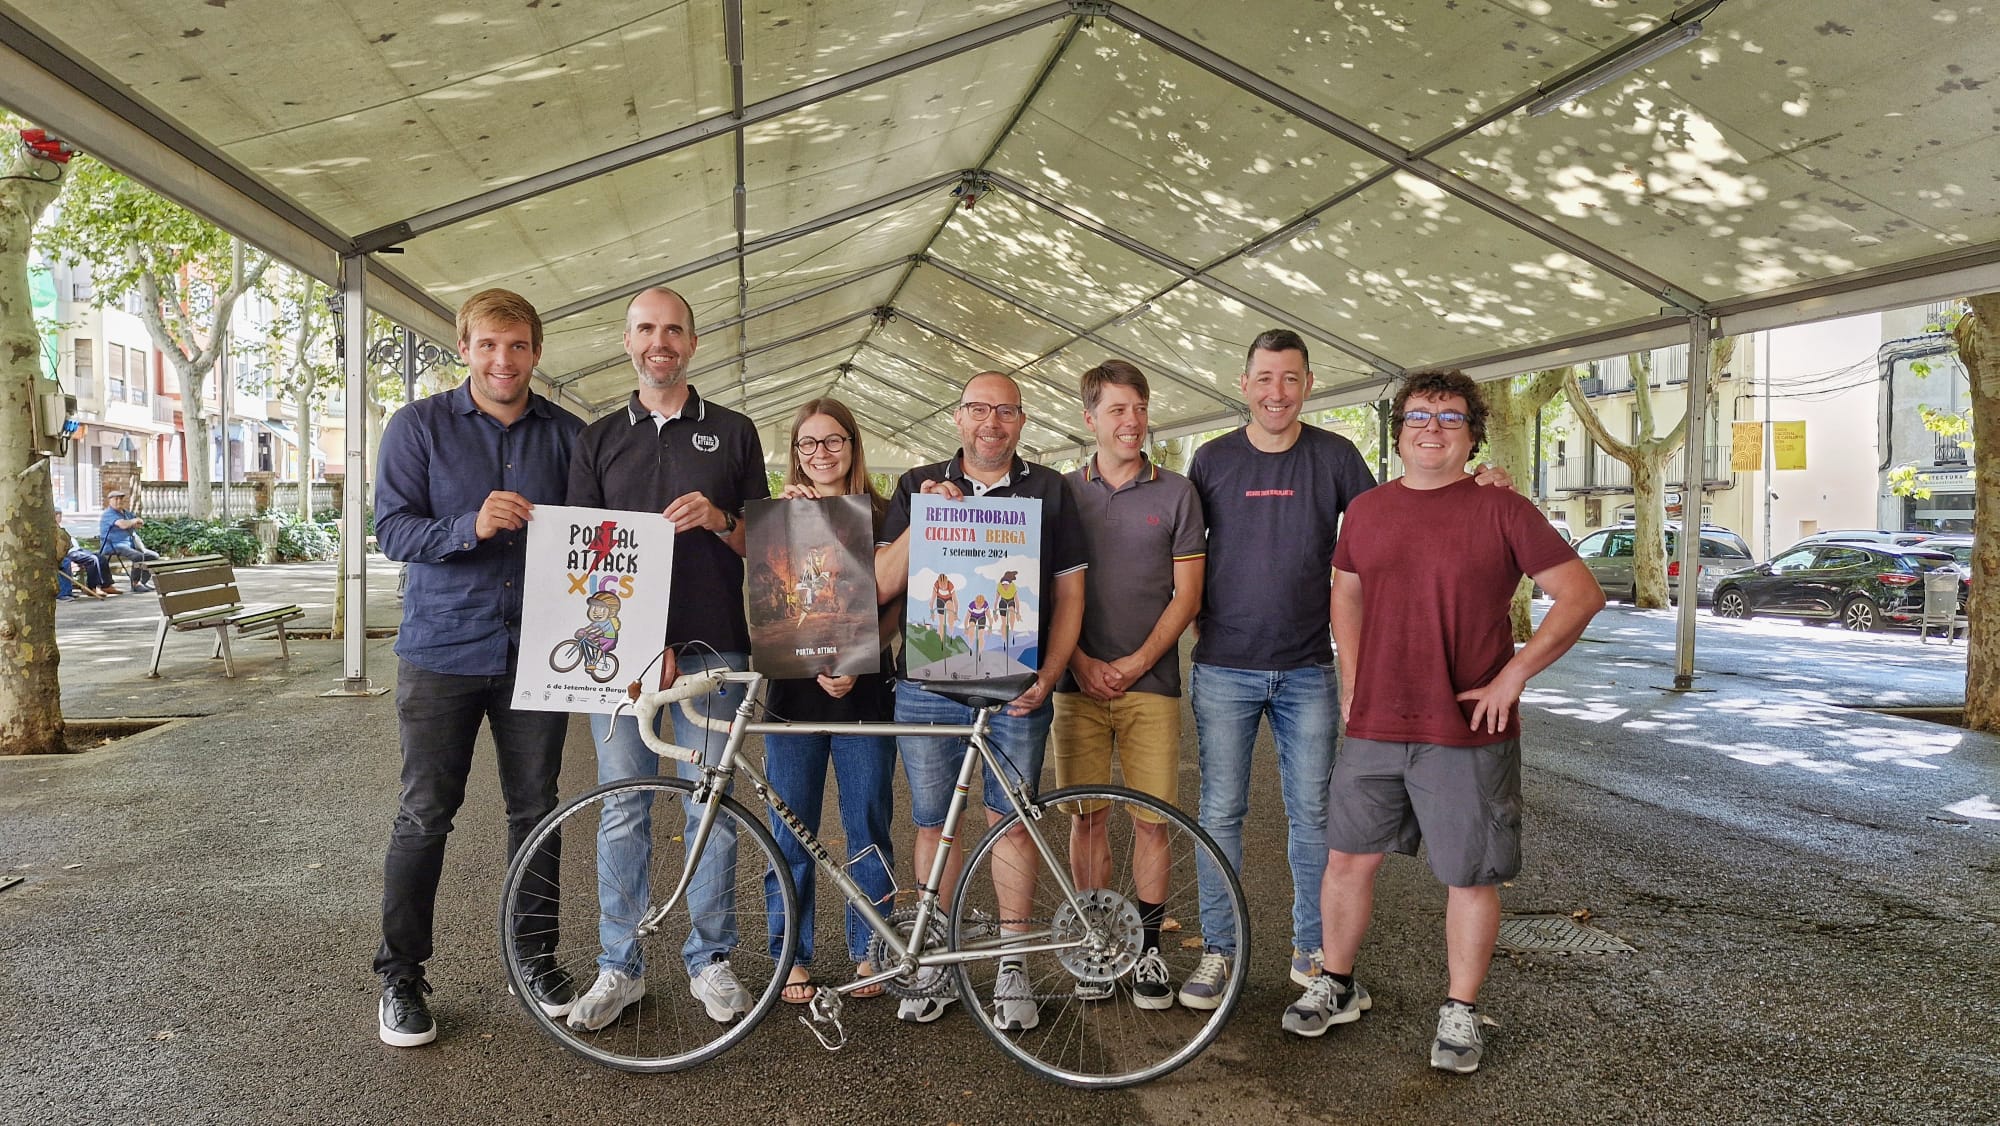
[{"left": 763, "top": 398, "right": 898, "bottom": 1005}]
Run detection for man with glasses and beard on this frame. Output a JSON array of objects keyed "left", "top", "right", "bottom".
[{"left": 874, "top": 371, "right": 1087, "bottom": 1031}]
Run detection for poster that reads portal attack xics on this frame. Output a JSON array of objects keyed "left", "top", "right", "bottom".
[
  {"left": 904, "top": 495, "right": 1041, "bottom": 684},
  {"left": 514, "top": 506, "right": 674, "bottom": 714}
]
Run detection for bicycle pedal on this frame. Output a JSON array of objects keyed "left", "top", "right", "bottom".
[{"left": 802, "top": 994, "right": 847, "bottom": 1051}]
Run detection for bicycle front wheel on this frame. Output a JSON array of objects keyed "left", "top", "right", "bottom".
[
  {"left": 499, "top": 777, "right": 796, "bottom": 1073},
  {"left": 549, "top": 639, "right": 584, "bottom": 672},
  {"left": 950, "top": 785, "right": 1249, "bottom": 1088}
]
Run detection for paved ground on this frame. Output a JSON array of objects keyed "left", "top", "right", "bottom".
[{"left": 3, "top": 574, "right": 1996, "bottom": 1125}]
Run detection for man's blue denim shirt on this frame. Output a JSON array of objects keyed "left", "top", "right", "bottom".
[{"left": 375, "top": 381, "right": 583, "bottom": 677}]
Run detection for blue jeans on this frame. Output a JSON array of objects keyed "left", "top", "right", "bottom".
[
  {"left": 1189, "top": 660, "right": 1339, "bottom": 958},
  {"left": 588, "top": 650, "right": 749, "bottom": 977},
  {"left": 761, "top": 732, "right": 897, "bottom": 966},
  {"left": 894, "top": 679, "right": 1053, "bottom": 827}
]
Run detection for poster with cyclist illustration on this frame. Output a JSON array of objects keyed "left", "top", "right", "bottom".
[
  {"left": 513, "top": 505, "right": 674, "bottom": 714},
  {"left": 905, "top": 495, "right": 1041, "bottom": 682}
]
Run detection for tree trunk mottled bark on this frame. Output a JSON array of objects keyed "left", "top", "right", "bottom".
[
  {"left": 1485, "top": 369, "right": 1570, "bottom": 640},
  {"left": 1957, "top": 294, "right": 2000, "bottom": 731},
  {"left": 0, "top": 149, "right": 67, "bottom": 755}
]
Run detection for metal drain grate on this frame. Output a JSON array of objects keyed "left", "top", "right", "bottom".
[{"left": 1496, "top": 914, "right": 1634, "bottom": 954}]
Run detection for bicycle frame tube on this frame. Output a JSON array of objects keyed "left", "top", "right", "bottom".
[{"left": 637, "top": 669, "right": 1096, "bottom": 972}]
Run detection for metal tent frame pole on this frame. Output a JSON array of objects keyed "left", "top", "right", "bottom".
[{"left": 325, "top": 253, "right": 385, "bottom": 697}]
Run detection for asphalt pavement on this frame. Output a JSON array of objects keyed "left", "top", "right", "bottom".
[{"left": 3, "top": 575, "right": 1995, "bottom": 1125}]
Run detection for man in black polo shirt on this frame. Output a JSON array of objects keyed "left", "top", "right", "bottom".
[
  {"left": 564, "top": 286, "right": 769, "bottom": 1030},
  {"left": 875, "top": 371, "right": 1087, "bottom": 1030}
]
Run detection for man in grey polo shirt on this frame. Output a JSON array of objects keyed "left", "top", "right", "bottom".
[{"left": 1054, "top": 359, "right": 1206, "bottom": 1010}]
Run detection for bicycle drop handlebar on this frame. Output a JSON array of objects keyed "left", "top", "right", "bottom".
[{"left": 629, "top": 670, "right": 731, "bottom": 763}]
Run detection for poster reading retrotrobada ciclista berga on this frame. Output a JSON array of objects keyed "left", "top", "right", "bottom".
[
  {"left": 514, "top": 505, "right": 674, "bottom": 714},
  {"left": 904, "top": 495, "right": 1041, "bottom": 682}
]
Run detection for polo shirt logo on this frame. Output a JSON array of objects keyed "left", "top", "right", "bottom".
[{"left": 692, "top": 433, "right": 720, "bottom": 453}]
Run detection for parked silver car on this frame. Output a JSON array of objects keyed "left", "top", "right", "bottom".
[{"left": 1572, "top": 524, "right": 1754, "bottom": 604}]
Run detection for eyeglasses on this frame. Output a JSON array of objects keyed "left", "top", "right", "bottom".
[
  {"left": 1400, "top": 409, "right": 1469, "bottom": 430},
  {"left": 794, "top": 434, "right": 851, "bottom": 455},
  {"left": 955, "top": 402, "right": 1025, "bottom": 423}
]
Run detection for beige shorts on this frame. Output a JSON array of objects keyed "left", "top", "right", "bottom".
[{"left": 1052, "top": 690, "right": 1182, "bottom": 823}]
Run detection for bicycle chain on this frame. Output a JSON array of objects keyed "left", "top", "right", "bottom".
[{"left": 864, "top": 909, "right": 1046, "bottom": 999}]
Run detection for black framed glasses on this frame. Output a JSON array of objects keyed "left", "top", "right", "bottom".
[
  {"left": 955, "top": 402, "right": 1025, "bottom": 423},
  {"left": 794, "top": 434, "right": 852, "bottom": 455},
  {"left": 1400, "top": 409, "right": 1469, "bottom": 430}
]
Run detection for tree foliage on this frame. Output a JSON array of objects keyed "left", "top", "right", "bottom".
[{"left": 35, "top": 156, "right": 271, "bottom": 518}]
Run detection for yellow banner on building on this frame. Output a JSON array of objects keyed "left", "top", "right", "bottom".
[
  {"left": 1773, "top": 420, "right": 1807, "bottom": 470},
  {"left": 1730, "top": 422, "right": 1763, "bottom": 472}
]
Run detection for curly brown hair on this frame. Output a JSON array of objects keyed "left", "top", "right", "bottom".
[{"left": 1391, "top": 369, "right": 1487, "bottom": 457}]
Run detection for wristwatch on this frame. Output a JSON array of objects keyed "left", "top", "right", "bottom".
[{"left": 719, "top": 509, "right": 738, "bottom": 535}]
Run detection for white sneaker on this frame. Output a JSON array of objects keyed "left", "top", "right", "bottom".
[
  {"left": 991, "top": 963, "right": 1039, "bottom": 1032},
  {"left": 567, "top": 968, "right": 645, "bottom": 1031},
  {"left": 689, "top": 960, "right": 751, "bottom": 1023},
  {"left": 895, "top": 966, "right": 957, "bottom": 1023},
  {"left": 1177, "top": 951, "right": 1230, "bottom": 1010}
]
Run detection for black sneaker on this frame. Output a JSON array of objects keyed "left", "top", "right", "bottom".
[
  {"left": 510, "top": 954, "right": 578, "bottom": 1018},
  {"left": 378, "top": 977, "right": 436, "bottom": 1047}
]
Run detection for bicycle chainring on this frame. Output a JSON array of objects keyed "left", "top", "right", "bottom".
[{"left": 866, "top": 908, "right": 953, "bottom": 1000}]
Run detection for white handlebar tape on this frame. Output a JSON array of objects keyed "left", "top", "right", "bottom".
[{"left": 631, "top": 671, "right": 726, "bottom": 763}]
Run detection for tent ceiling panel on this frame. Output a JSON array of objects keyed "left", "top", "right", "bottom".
[
  {"left": 926, "top": 190, "right": 1182, "bottom": 326},
  {"left": 545, "top": 261, "right": 749, "bottom": 380},
  {"left": 1449, "top": 17, "right": 2000, "bottom": 304},
  {"left": 1210, "top": 174, "right": 1671, "bottom": 364},
  {"left": 990, "top": 21, "right": 1389, "bottom": 268},
  {"left": 743, "top": 27, "right": 1063, "bottom": 232},
  {"left": 396, "top": 139, "right": 740, "bottom": 311},
  {"left": 567, "top": 367, "right": 642, "bottom": 410},
  {"left": 893, "top": 266, "right": 1075, "bottom": 369},
  {"left": 710, "top": 276, "right": 905, "bottom": 359},
  {"left": 26, "top": 1, "right": 733, "bottom": 235},
  {"left": 741, "top": 0, "right": 1056, "bottom": 105},
  {"left": 849, "top": 346, "right": 972, "bottom": 408},
  {"left": 1121, "top": 0, "right": 1649, "bottom": 150},
  {"left": 739, "top": 193, "right": 954, "bottom": 292}
]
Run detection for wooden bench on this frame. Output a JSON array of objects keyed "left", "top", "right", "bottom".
[{"left": 146, "top": 555, "right": 306, "bottom": 678}]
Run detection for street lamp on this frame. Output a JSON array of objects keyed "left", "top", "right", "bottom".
[
  {"left": 366, "top": 328, "right": 457, "bottom": 404},
  {"left": 114, "top": 433, "right": 137, "bottom": 461}
]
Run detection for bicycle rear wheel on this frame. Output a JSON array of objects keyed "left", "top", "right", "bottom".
[
  {"left": 950, "top": 785, "right": 1248, "bottom": 1088},
  {"left": 499, "top": 777, "right": 796, "bottom": 1072}
]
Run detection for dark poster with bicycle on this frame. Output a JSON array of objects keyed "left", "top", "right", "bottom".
[
  {"left": 513, "top": 505, "right": 676, "bottom": 713},
  {"left": 745, "top": 494, "right": 879, "bottom": 680}
]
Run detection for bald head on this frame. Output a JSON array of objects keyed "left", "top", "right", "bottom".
[
  {"left": 624, "top": 287, "right": 698, "bottom": 390},
  {"left": 955, "top": 371, "right": 1027, "bottom": 476}
]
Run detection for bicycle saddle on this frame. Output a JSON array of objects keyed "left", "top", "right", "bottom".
[{"left": 911, "top": 672, "right": 1035, "bottom": 710}]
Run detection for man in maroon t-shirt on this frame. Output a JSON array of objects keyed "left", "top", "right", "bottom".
[{"left": 1284, "top": 370, "right": 1604, "bottom": 1074}]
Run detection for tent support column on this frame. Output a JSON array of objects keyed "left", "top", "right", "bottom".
[
  {"left": 1672, "top": 313, "right": 1713, "bottom": 691},
  {"left": 327, "top": 252, "right": 384, "bottom": 697}
]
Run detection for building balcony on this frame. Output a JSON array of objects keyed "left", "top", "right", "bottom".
[
  {"left": 1935, "top": 433, "right": 1969, "bottom": 465},
  {"left": 1545, "top": 443, "right": 1735, "bottom": 496}
]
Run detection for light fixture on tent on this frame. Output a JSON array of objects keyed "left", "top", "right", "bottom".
[
  {"left": 1105, "top": 303, "right": 1153, "bottom": 329},
  {"left": 1242, "top": 217, "right": 1320, "bottom": 259},
  {"left": 1526, "top": 21, "right": 1703, "bottom": 117},
  {"left": 952, "top": 174, "right": 993, "bottom": 210}
]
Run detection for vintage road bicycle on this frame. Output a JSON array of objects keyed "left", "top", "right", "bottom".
[{"left": 498, "top": 667, "right": 1248, "bottom": 1088}]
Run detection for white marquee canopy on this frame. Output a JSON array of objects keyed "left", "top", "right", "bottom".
[{"left": 5, "top": 0, "right": 1997, "bottom": 468}]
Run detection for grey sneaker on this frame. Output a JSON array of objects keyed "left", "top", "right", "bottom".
[
  {"left": 1282, "top": 974, "right": 1371, "bottom": 1037},
  {"left": 895, "top": 966, "right": 957, "bottom": 1024},
  {"left": 567, "top": 967, "right": 645, "bottom": 1031},
  {"left": 689, "top": 960, "right": 751, "bottom": 1023},
  {"left": 1176, "top": 951, "right": 1230, "bottom": 1010},
  {"left": 1130, "top": 948, "right": 1173, "bottom": 1011},
  {"left": 1431, "top": 1002, "right": 1484, "bottom": 1073},
  {"left": 991, "top": 963, "right": 1040, "bottom": 1032},
  {"left": 1289, "top": 945, "right": 1323, "bottom": 987}
]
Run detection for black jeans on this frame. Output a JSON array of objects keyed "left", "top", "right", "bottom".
[{"left": 374, "top": 658, "right": 568, "bottom": 983}]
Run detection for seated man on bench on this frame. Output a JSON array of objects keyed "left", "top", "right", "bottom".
[{"left": 99, "top": 490, "right": 162, "bottom": 592}]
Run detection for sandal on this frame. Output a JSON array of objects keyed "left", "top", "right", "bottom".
[
  {"left": 851, "top": 961, "right": 885, "bottom": 999},
  {"left": 781, "top": 966, "right": 817, "bottom": 1004}
]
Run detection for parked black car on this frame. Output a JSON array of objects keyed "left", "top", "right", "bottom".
[{"left": 1710, "top": 543, "right": 1964, "bottom": 631}]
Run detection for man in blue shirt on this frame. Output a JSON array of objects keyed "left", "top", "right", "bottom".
[
  {"left": 98, "top": 489, "right": 161, "bottom": 591},
  {"left": 371, "top": 289, "right": 584, "bottom": 1047}
]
